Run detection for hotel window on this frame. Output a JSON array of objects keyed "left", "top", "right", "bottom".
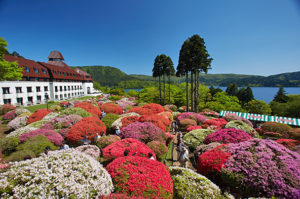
[
  {"left": 44, "top": 86, "right": 48, "bottom": 91},
  {"left": 70, "top": 73, "right": 72, "bottom": 77},
  {"left": 35, "top": 77, "right": 39, "bottom": 81},
  {"left": 25, "top": 76, "right": 30, "bottom": 81},
  {"left": 54, "top": 71, "right": 57, "bottom": 75},
  {"left": 16, "top": 87, "right": 22, "bottom": 93},
  {"left": 64, "top": 86, "right": 66, "bottom": 91},
  {"left": 63, "top": 72, "right": 65, "bottom": 76},
  {"left": 55, "top": 95, "right": 58, "bottom": 100},
  {"left": 67, "top": 73, "right": 69, "bottom": 76},
  {"left": 71, "top": 86, "right": 73, "bottom": 90},
  {"left": 60, "top": 94, "right": 63, "bottom": 100},
  {"left": 59, "top": 72, "right": 61, "bottom": 76},
  {"left": 34, "top": 68, "right": 39, "bottom": 74},
  {"left": 55, "top": 86, "right": 58, "bottom": 92},
  {"left": 37, "top": 96, "right": 41, "bottom": 101},
  {"left": 2, "top": 87, "right": 10, "bottom": 94},
  {"left": 25, "top": 67, "right": 30, "bottom": 73},
  {"left": 68, "top": 86, "right": 70, "bottom": 91},
  {"left": 64, "top": 94, "right": 67, "bottom": 98},
  {"left": 3, "top": 99, "right": 11, "bottom": 104},
  {"left": 27, "top": 97, "right": 33, "bottom": 103},
  {"left": 36, "top": 86, "right": 41, "bottom": 92},
  {"left": 16, "top": 97, "right": 23, "bottom": 105},
  {"left": 27, "top": 87, "right": 32, "bottom": 93},
  {"left": 60, "top": 86, "right": 63, "bottom": 91},
  {"left": 42, "top": 69, "right": 47, "bottom": 75}
]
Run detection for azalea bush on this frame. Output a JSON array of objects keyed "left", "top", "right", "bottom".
[
  {"left": 261, "top": 122, "right": 292, "bottom": 138},
  {"left": 15, "top": 108, "right": 30, "bottom": 116},
  {"left": 204, "top": 128, "right": 252, "bottom": 144},
  {"left": 75, "top": 102, "right": 101, "bottom": 117},
  {"left": 0, "top": 104, "right": 16, "bottom": 115},
  {"left": 97, "top": 135, "right": 121, "bottom": 149},
  {"left": 27, "top": 120, "right": 48, "bottom": 128},
  {"left": 195, "top": 142, "right": 221, "bottom": 157},
  {"left": 276, "top": 139, "right": 300, "bottom": 150},
  {"left": 0, "top": 149, "right": 114, "bottom": 198},
  {"left": 183, "top": 129, "right": 215, "bottom": 151},
  {"left": 220, "top": 139, "right": 300, "bottom": 199},
  {"left": 75, "top": 144, "right": 100, "bottom": 159},
  {"left": 203, "top": 118, "right": 227, "bottom": 130},
  {"left": 2, "top": 110, "right": 17, "bottom": 120},
  {"left": 19, "top": 129, "right": 64, "bottom": 146},
  {"left": 120, "top": 122, "right": 167, "bottom": 144},
  {"left": 106, "top": 156, "right": 173, "bottom": 198},
  {"left": 116, "top": 99, "right": 135, "bottom": 110},
  {"left": 102, "top": 113, "right": 120, "bottom": 130},
  {"left": 42, "top": 112, "right": 59, "bottom": 121},
  {"left": 0, "top": 137, "right": 20, "bottom": 156},
  {"left": 102, "top": 138, "right": 156, "bottom": 161},
  {"left": 223, "top": 113, "right": 253, "bottom": 127},
  {"left": 164, "top": 104, "right": 177, "bottom": 112},
  {"left": 120, "top": 116, "right": 139, "bottom": 129},
  {"left": 7, "top": 116, "right": 28, "bottom": 130},
  {"left": 225, "top": 120, "right": 259, "bottom": 137},
  {"left": 26, "top": 109, "right": 52, "bottom": 125},
  {"left": 58, "top": 107, "right": 91, "bottom": 118},
  {"left": 146, "top": 141, "right": 168, "bottom": 161},
  {"left": 101, "top": 103, "right": 123, "bottom": 115},
  {"left": 142, "top": 103, "right": 164, "bottom": 114},
  {"left": 126, "top": 107, "right": 154, "bottom": 115},
  {"left": 7, "top": 126, "right": 37, "bottom": 138},
  {"left": 100, "top": 193, "right": 145, "bottom": 199},
  {"left": 169, "top": 166, "right": 231, "bottom": 199},
  {"left": 138, "top": 115, "right": 167, "bottom": 131},
  {"left": 187, "top": 125, "right": 202, "bottom": 132},
  {"left": 179, "top": 118, "right": 197, "bottom": 130},
  {"left": 177, "top": 112, "right": 206, "bottom": 124},
  {"left": 66, "top": 117, "right": 106, "bottom": 143}
]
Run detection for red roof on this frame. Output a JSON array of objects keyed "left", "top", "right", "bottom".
[
  {"left": 3, "top": 55, "right": 50, "bottom": 79},
  {"left": 74, "top": 68, "right": 93, "bottom": 81},
  {"left": 48, "top": 51, "right": 64, "bottom": 60}
]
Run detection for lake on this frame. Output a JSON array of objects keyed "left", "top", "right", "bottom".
[{"left": 125, "top": 87, "right": 300, "bottom": 104}]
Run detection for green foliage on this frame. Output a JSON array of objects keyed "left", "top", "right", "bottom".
[
  {"left": 226, "top": 83, "right": 238, "bottom": 96},
  {"left": 93, "top": 82, "right": 101, "bottom": 90},
  {"left": 0, "top": 37, "right": 23, "bottom": 81},
  {"left": 237, "top": 87, "right": 254, "bottom": 106},
  {"left": 102, "top": 113, "right": 120, "bottom": 129},
  {"left": 16, "top": 135, "right": 57, "bottom": 156},
  {"left": 5, "top": 150, "right": 36, "bottom": 162},
  {"left": 108, "top": 95, "right": 122, "bottom": 101},
  {"left": 183, "top": 129, "right": 215, "bottom": 151},
  {"left": 59, "top": 107, "right": 92, "bottom": 117},
  {"left": 246, "top": 100, "right": 271, "bottom": 114},
  {"left": 0, "top": 137, "right": 20, "bottom": 156},
  {"left": 127, "top": 90, "right": 138, "bottom": 97},
  {"left": 118, "top": 80, "right": 155, "bottom": 89},
  {"left": 205, "top": 92, "right": 244, "bottom": 112},
  {"left": 225, "top": 120, "right": 259, "bottom": 137},
  {"left": 270, "top": 94, "right": 300, "bottom": 118},
  {"left": 109, "top": 88, "right": 125, "bottom": 96},
  {"left": 261, "top": 122, "right": 292, "bottom": 135},
  {"left": 273, "top": 87, "right": 289, "bottom": 103}
]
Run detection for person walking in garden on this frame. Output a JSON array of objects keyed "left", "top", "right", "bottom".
[
  {"left": 115, "top": 126, "right": 120, "bottom": 136},
  {"left": 177, "top": 139, "right": 185, "bottom": 161},
  {"left": 94, "top": 133, "right": 101, "bottom": 143},
  {"left": 179, "top": 146, "right": 189, "bottom": 168},
  {"left": 171, "top": 121, "right": 176, "bottom": 134},
  {"left": 148, "top": 153, "right": 155, "bottom": 160},
  {"left": 177, "top": 132, "right": 183, "bottom": 147}
]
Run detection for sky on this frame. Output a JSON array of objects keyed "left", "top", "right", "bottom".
[{"left": 0, "top": 0, "right": 300, "bottom": 76}]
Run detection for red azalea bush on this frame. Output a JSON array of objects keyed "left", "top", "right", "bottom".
[
  {"left": 203, "top": 118, "right": 227, "bottom": 130},
  {"left": 0, "top": 104, "right": 16, "bottom": 115},
  {"left": 261, "top": 122, "right": 292, "bottom": 138},
  {"left": 179, "top": 118, "right": 197, "bottom": 130},
  {"left": 276, "top": 139, "right": 300, "bottom": 150},
  {"left": 27, "top": 109, "right": 52, "bottom": 124},
  {"left": 142, "top": 103, "right": 164, "bottom": 114},
  {"left": 204, "top": 128, "right": 252, "bottom": 144},
  {"left": 187, "top": 126, "right": 202, "bottom": 132},
  {"left": 75, "top": 102, "right": 101, "bottom": 117},
  {"left": 197, "top": 145, "right": 231, "bottom": 175},
  {"left": 59, "top": 101, "right": 69, "bottom": 107},
  {"left": 66, "top": 117, "right": 106, "bottom": 143},
  {"left": 126, "top": 107, "right": 154, "bottom": 115},
  {"left": 121, "top": 116, "right": 139, "bottom": 129},
  {"left": 97, "top": 135, "right": 121, "bottom": 149},
  {"left": 102, "top": 138, "right": 156, "bottom": 160},
  {"left": 138, "top": 115, "right": 167, "bottom": 132},
  {"left": 19, "top": 129, "right": 64, "bottom": 146},
  {"left": 106, "top": 156, "right": 173, "bottom": 199},
  {"left": 2, "top": 110, "right": 17, "bottom": 120},
  {"left": 99, "top": 193, "right": 146, "bottom": 199},
  {"left": 101, "top": 103, "right": 123, "bottom": 115}
]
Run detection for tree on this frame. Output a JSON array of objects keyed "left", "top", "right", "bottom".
[
  {"left": 205, "top": 92, "right": 244, "bottom": 112},
  {"left": 237, "top": 87, "right": 254, "bottom": 107},
  {"left": 225, "top": 83, "right": 238, "bottom": 96},
  {"left": 176, "top": 35, "right": 212, "bottom": 112},
  {"left": 153, "top": 54, "right": 168, "bottom": 105},
  {"left": 273, "top": 87, "right": 289, "bottom": 103},
  {"left": 0, "top": 37, "right": 23, "bottom": 81},
  {"left": 93, "top": 82, "right": 101, "bottom": 91},
  {"left": 246, "top": 100, "right": 271, "bottom": 114},
  {"left": 164, "top": 56, "right": 175, "bottom": 104}
]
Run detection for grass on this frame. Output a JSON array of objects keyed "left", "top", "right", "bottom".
[{"left": 164, "top": 142, "right": 174, "bottom": 166}]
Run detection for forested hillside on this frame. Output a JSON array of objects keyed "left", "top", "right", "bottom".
[{"left": 75, "top": 65, "right": 300, "bottom": 88}]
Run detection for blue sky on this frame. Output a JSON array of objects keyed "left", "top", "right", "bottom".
[{"left": 0, "top": 0, "right": 300, "bottom": 76}]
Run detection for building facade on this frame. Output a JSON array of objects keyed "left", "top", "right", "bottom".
[{"left": 0, "top": 51, "right": 94, "bottom": 105}]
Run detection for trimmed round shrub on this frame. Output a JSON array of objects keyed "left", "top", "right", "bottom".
[
  {"left": 0, "top": 149, "right": 114, "bottom": 198},
  {"left": 116, "top": 99, "right": 136, "bottom": 110},
  {"left": 169, "top": 166, "right": 230, "bottom": 199},
  {"left": 4, "top": 150, "right": 36, "bottom": 162},
  {"left": 2, "top": 110, "right": 17, "bottom": 120},
  {"left": 27, "top": 120, "right": 48, "bottom": 128},
  {"left": 100, "top": 193, "right": 145, "bottom": 199},
  {"left": 66, "top": 117, "right": 106, "bottom": 143},
  {"left": 203, "top": 118, "right": 227, "bottom": 130},
  {"left": 220, "top": 139, "right": 300, "bottom": 199},
  {"left": 75, "top": 102, "right": 101, "bottom": 117},
  {"left": 179, "top": 118, "right": 197, "bottom": 130},
  {"left": 111, "top": 112, "right": 140, "bottom": 129},
  {"left": 261, "top": 122, "right": 292, "bottom": 138},
  {"left": 126, "top": 107, "right": 154, "bottom": 115},
  {"left": 106, "top": 156, "right": 173, "bottom": 198},
  {"left": 19, "top": 129, "right": 64, "bottom": 146},
  {"left": 142, "top": 103, "right": 164, "bottom": 114},
  {"left": 120, "top": 122, "right": 167, "bottom": 144},
  {"left": 177, "top": 112, "right": 206, "bottom": 124},
  {"left": 223, "top": 113, "right": 253, "bottom": 127},
  {"left": 187, "top": 125, "right": 202, "bottom": 132},
  {"left": 17, "top": 112, "right": 31, "bottom": 118},
  {"left": 102, "top": 138, "right": 156, "bottom": 161},
  {"left": 0, "top": 137, "right": 20, "bottom": 156},
  {"left": 15, "top": 108, "right": 30, "bottom": 115},
  {"left": 204, "top": 128, "right": 252, "bottom": 144},
  {"left": 49, "top": 104, "right": 61, "bottom": 111},
  {"left": 195, "top": 142, "right": 221, "bottom": 157},
  {"left": 7, "top": 126, "right": 37, "bottom": 138},
  {"left": 183, "top": 129, "right": 215, "bottom": 151},
  {"left": 58, "top": 107, "right": 92, "bottom": 118},
  {"left": 120, "top": 116, "right": 139, "bottom": 129},
  {"left": 138, "top": 115, "right": 167, "bottom": 132},
  {"left": 0, "top": 104, "right": 16, "bottom": 115},
  {"left": 42, "top": 112, "right": 59, "bottom": 121},
  {"left": 276, "top": 139, "right": 300, "bottom": 150},
  {"left": 7, "top": 116, "right": 28, "bottom": 130},
  {"left": 75, "top": 145, "right": 100, "bottom": 159},
  {"left": 225, "top": 120, "right": 258, "bottom": 137},
  {"left": 147, "top": 141, "right": 168, "bottom": 161},
  {"left": 289, "top": 128, "right": 300, "bottom": 140},
  {"left": 101, "top": 103, "right": 123, "bottom": 115},
  {"left": 27, "top": 109, "right": 51, "bottom": 124},
  {"left": 102, "top": 113, "right": 120, "bottom": 129},
  {"left": 97, "top": 135, "right": 121, "bottom": 149},
  {"left": 164, "top": 104, "right": 177, "bottom": 112}
]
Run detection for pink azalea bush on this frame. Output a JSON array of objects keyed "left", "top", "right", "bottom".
[
  {"left": 75, "top": 145, "right": 100, "bottom": 159},
  {"left": 177, "top": 112, "right": 206, "bottom": 124},
  {"left": 204, "top": 128, "right": 252, "bottom": 144},
  {"left": 2, "top": 110, "right": 17, "bottom": 120},
  {"left": 19, "top": 129, "right": 64, "bottom": 146},
  {"left": 203, "top": 118, "right": 227, "bottom": 130}
]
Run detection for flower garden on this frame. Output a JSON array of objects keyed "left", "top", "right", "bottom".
[{"left": 0, "top": 97, "right": 299, "bottom": 199}]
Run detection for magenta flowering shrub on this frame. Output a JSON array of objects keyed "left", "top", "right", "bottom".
[
  {"left": 2, "top": 110, "right": 17, "bottom": 120},
  {"left": 221, "top": 139, "right": 300, "bottom": 199},
  {"left": 120, "top": 122, "right": 167, "bottom": 144},
  {"left": 19, "top": 129, "right": 64, "bottom": 146},
  {"left": 204, "top": 128, "right": 252, "bottom": 144},
  {"left": 177, "top": 112, "right": 206, "bottom": 124}
]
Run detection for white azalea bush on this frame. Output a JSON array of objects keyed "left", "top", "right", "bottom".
[
  {"left": 0, "top": 149, "right": 114, "bottom": 199},
  {"left": 6, "top": 126, "right": 37, "bottom": 137},
  {"left": 42, "top": 112, "right": 59, "bottom": 121},
  {"left": 15, "top": 108, "right": 31, "bottom": 116},
  {"left": 169, "top": 166, "right": 233, "bottom": 199},
  {"left": 111, "top": 112, "right": 140, "bottom": 129},
  {"left": 7, "top": 116, "right": 28, "bottom": 130}
]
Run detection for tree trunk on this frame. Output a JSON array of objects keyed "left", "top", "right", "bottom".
[
  {"left": 191, "top": 71, "right": 194, "bottom": 112},
  {"left": 163, "top": 74, "right": 166, "bottom": 105},
  {"left": 168, "top": 74, "right": 171, "bottom": 104},
  {"left": 185, "top": 71, "right": 189, "bottom": 112},
  {"left": 159, "top": 75, "right": 161, "bottom": 104},
  {"left": 195, "top": 70, "right": 199, "bottom": 112}
]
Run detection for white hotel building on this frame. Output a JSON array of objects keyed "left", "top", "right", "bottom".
[{"left": 0, "top": 51, "right": 94, "bottom": 106}]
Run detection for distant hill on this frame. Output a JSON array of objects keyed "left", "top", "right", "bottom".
[{"left": 73, "top": 65, "right": 300, "bottom": 88}]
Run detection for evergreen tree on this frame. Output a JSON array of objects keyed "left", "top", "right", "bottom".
[
  {"left": 225, "top": 83, "right": 238, "bottom": 96},
  {"left": 273, "top": 87, "right": 289, "bottom": 103}
]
